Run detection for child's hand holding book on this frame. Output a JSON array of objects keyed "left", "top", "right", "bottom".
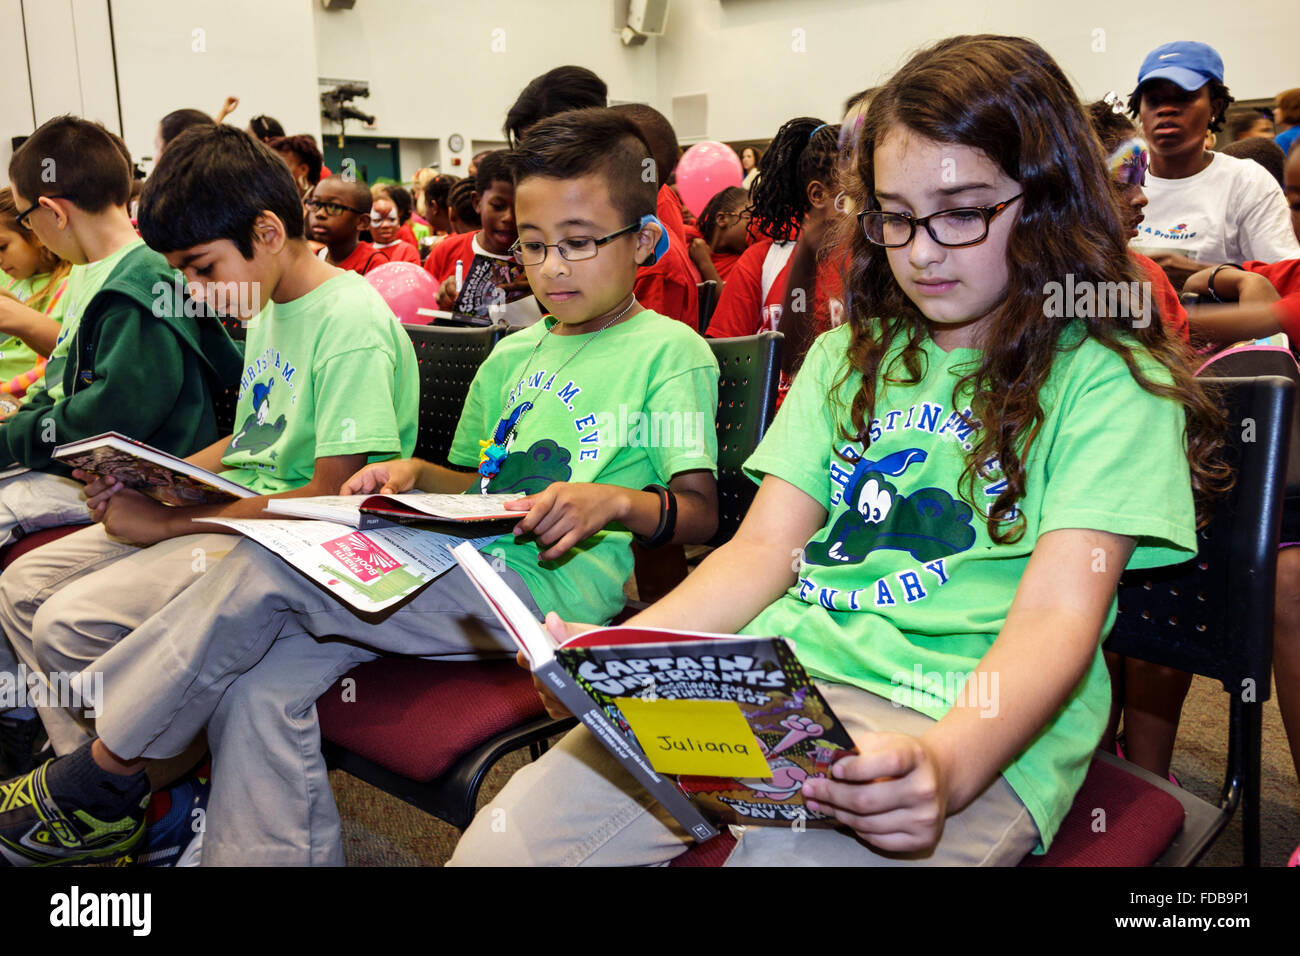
[{"left": 516, "top": 611, "right": 598, "bottom": 720}]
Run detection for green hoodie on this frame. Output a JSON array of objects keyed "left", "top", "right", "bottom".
[{"left": 0, "top": 243, "right": 244, "bottom": 472}]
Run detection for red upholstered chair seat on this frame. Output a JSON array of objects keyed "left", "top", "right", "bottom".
[
  {"left": 1021, "top": 756, "right": 1185, "bottom": 866},
  {"left": 669, "top": 756, "right": 1186, "bottom": 867},
  {"left": 317, "top": 657, "right": 547, "bottom": 782},
  {"left": 0, "top": 525, "right": 82, "bottom": 570}
]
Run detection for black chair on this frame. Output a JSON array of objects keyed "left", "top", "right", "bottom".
[
  {"left": 1102, "top": 374, "right": 1292, "bottom": 866},
  {"left": 320, "top": 332, "right": 785, "bottom": 831},
  {"left": 211, "top": 316, "right": 247, "bottom": 434},
  {"left": 707, "top": 332, "right": 783, "bottom": 546},
  {"left": 697, "top": 280, "right": 720, "bottom": 335},
  {"left": 404, "top": 323, "right": 504, "bottom": 465}
]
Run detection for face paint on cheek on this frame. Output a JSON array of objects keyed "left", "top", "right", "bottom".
[{"left": 1108, "top": 138, "right": 1149, "bottom": 188}]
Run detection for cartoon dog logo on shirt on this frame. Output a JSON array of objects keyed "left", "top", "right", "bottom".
[
  {"left": 802, "top": 448, "right": 976, "bottom": 566},
  {"left": 228, "top": 378, "right": 288, "bottom": 453}
]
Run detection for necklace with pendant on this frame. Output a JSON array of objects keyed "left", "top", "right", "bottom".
[{"left": 478, "top": 297, "right": 639, "bottom": 480}]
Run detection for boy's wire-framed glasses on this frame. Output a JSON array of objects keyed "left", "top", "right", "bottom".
[
  {"left": 15, "top": 194, "right": 72, "bottom": 230},
  {"left": 859, "top": 194, "right": 1023, "bottom": 248},
  {"left": 509, "top": 221, "right": 640, "bottom": 266}
]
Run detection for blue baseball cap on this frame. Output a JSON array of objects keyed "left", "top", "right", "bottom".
[{"left": 1136, "top": 41, "right": 1224, "bottom": 91}]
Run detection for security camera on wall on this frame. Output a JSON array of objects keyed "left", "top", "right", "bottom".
[{"left": 621, "top": 0, "right": 668, "bottom": 46}]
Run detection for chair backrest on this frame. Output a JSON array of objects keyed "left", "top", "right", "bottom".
[
  {"left": 1108, "top": 375, "right": 1289, "bottom": 692},
  {"left": 1198, "top": 345, "right": 1300, "bottom": 499},
  {"left": 706, "top": 332, "right": 782, "bottom": 547},
  {"left": 405, "top": 323, "right": 504, "bottom": 465},
  {"left": 212, "top": 316, "right": 247, "bottom": 435},
  {"left": 697, "top": 281, "right": 720, "bottom": 336}
]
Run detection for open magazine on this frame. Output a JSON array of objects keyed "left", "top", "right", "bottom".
[
  {"left": 265, "top": 492, "right": 523, "bottom": 529},
  {"left": 201, "top": 518, "right": 502, "bottom": 614},
  {"left": 450, "top": 542, "right": 858, "bottom": 841},
  {"left": 52, "top": 432, "right": 253, "bottom": 506}
]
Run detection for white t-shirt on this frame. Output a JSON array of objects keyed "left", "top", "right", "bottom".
[{"left": 1130, "top": 152, "right": 1300, "bottom": 265}]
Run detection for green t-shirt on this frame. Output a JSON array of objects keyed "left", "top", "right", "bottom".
[
  {"left": 449, "top": 309, "right": 719, "bottom": 624},
  {"left": 219, "top": 271, "right": 419, "bottom": 494},
  {"left": 38, "top": 238, "right": 143, "bottom": 404},
  {"left": 0, "top": 270, "right": 66, "bottom": 388},
  {"left": 741, "top": 323, "right": 1196, "bottom": 852}
]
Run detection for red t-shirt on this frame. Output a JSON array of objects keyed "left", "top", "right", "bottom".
[
  {"left": 374, "top": 240, "right": 421, "bottom": 265},
  {"left": 328, "top": 241, "right": 390, "bottom": 276},
  {"left": 423, "top": 230, "right": 479, "bottom": 282},
  {"left": 1243, "top": 258, "right": 1300, "bottom": 339},
  {"left": 635, "top": 233, "right": 699, "bottom": 331},
  {"left": 658, "top": 185, "right": 686, "bottom": 246},
  {"left": 1130, "top": 251, "right": 1189, "bottom": 342},
  {"left": 397, "top": 223, "right": 419, "bottom": 248},
  {"left": 706, "top": 239, "right": 794, "bottom": 338}
]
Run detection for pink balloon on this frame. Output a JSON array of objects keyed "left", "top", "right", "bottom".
[
  {"left": 365, "top": 261, "right": 441, "bottom": 325},
  {"left": 675, "top": 141, "right": 744, "bottom": 218}
]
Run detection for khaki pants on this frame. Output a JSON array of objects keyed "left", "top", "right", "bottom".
[
  {"left": 0, "top": 523, "right": 238, "bottom": 754},
  {"left": 449, "top": 682, "right": 1040, "bottom": 867}
]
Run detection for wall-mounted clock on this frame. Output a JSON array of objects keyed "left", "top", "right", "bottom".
[{"left": 448, "top": 133, "right": 465, "bottom": 152}]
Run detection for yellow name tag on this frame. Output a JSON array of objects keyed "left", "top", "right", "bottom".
[{"left": 615, "top": 697, "right": 771, "bottom": 778}]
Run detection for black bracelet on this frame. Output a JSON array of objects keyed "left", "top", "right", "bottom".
[
  {"left": 1207, "top": 262, "right": 1244, "bottom": 303},
  {"left": 635, "top": 484, "right": 677, "bottom": 549}
]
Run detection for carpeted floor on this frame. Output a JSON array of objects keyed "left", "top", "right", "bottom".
[{"left": 334, "top": 672, "right": 1300, "bottom": 867}]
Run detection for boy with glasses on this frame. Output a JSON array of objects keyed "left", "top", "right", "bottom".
[
  {"left": 0, "top": 109, "right": 719, "bottom": 866},
  {"left": 306, "top": 178, "right": 390, "bottom": 276}
]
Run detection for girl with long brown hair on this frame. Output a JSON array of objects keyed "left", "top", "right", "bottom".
[{"left": 452, "top": 34, "right": 1230, "bottom": 867}]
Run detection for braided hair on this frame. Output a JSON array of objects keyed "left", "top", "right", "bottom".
[
  {"left": 448, "top": 178, "right": 481, "bottom": 230},
  {"left": 748, "top": 117, "right": 840, "bottom": 242}
]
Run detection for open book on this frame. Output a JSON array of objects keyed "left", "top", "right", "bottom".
[
  {"left": 451, "top": 254, "right": 531, "bottom": 324},
  {"left": 52, "top": 432, "right": 253, "bottom": 506},
  {"left": 450, "top": 542, "right": 858, "bottom": 841},
  {"left": 266, "top": 492, "right": 523, "bottom": 530},
  {"left": 202, "top": 518, "right": 501, "bottom": 614}
]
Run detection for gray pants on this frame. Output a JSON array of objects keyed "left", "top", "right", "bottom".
[
  {"left": 14, "top": 533, "right": 538, "bottom": 865},
  {"left": 448, "top": 682, "right": 1040, "bottom": 867}
]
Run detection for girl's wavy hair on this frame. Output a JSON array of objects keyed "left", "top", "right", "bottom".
[{"left": 834, "top": 34, "right": 1230, "bottom": 540}]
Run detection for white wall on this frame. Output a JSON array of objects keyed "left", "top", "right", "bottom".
[
  {"left": 312, "top": 0, "right": 658, "bottom": 173},
  {"left": 110, "top": 0, "right": 322, "bottom": 170},
  {"left": 656, "top": 0, "right": 1300, "bottom": 141},
  {"left": 0, "top": 0, "right": 35, "bottom": 171}
]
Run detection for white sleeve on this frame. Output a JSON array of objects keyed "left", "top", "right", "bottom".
[{"left": 1234, "top": 162, "right": 1300, "bottom": 262}]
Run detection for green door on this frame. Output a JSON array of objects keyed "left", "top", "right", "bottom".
[{"left": 322, "top": 137, "right": 401, "bottom": 184}]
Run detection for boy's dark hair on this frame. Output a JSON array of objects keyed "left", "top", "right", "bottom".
[
  {"left": 424, "top": 174, "right": 458, "bottom": 212},
  {"left": 448, "top": 179, "right": 480, "bottom": 228},
  {"left": 1086, "top": 100, "right": 1140, "bottom": 154},
  {"left": 373, "top": 182, "right": 412, "bottom": 222},
  {"left": 249, "top": 114, "right": 285, "bottom": 141},
  {"left": 1225, "top": 107, "right": 1272, "bottom": 141},
  {"left": 268, "top": 134, "right": 324, "bottom": 186},
  {"left": 511, "top": 108, "right": 657, "bottom": 224},
  {"left": 1127, "top": 79, "right": 1235, "bottom": 132},
  {"left": 474, "top": 150, "right": 514, "bottom": 194},
  {"left": 504, "top": 65, "right": 607, "bottom": 146},
  {"left": 1220, "top": 135, "right": 1287, "bottom": 187},
  {"left": 612, "top": 103, "right": 680, "bottom": 182},
  {"left": 8, "top": 115, "right": 130, "bottom": 212},
  {"left": 159, "top": 109, "right": 214, "bottom": 150},
  {"left": 320, "top": 177, "right": 372, "bottom": 215},
  {"left": 138, "top": 124, "right": 304, "bottom": 258},
  {"left": 697, "top": 186, "right": 749, "bottom": 243},
  {"left": 750, "top": 116, "right": 840, "bottom": 242},
  {"left": 1278, "top": 89, "right": 1300, "bottom": 127}
]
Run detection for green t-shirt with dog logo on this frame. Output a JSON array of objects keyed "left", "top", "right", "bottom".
[
  {"left": 740, "top": 322, "right": 1196, "bottom": 853},
  {"left": 219, "top": 271, "right": 418, "bottom": 494},
  {"left": 448, "top": 309, "right": 719, "bottom": 625}
]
